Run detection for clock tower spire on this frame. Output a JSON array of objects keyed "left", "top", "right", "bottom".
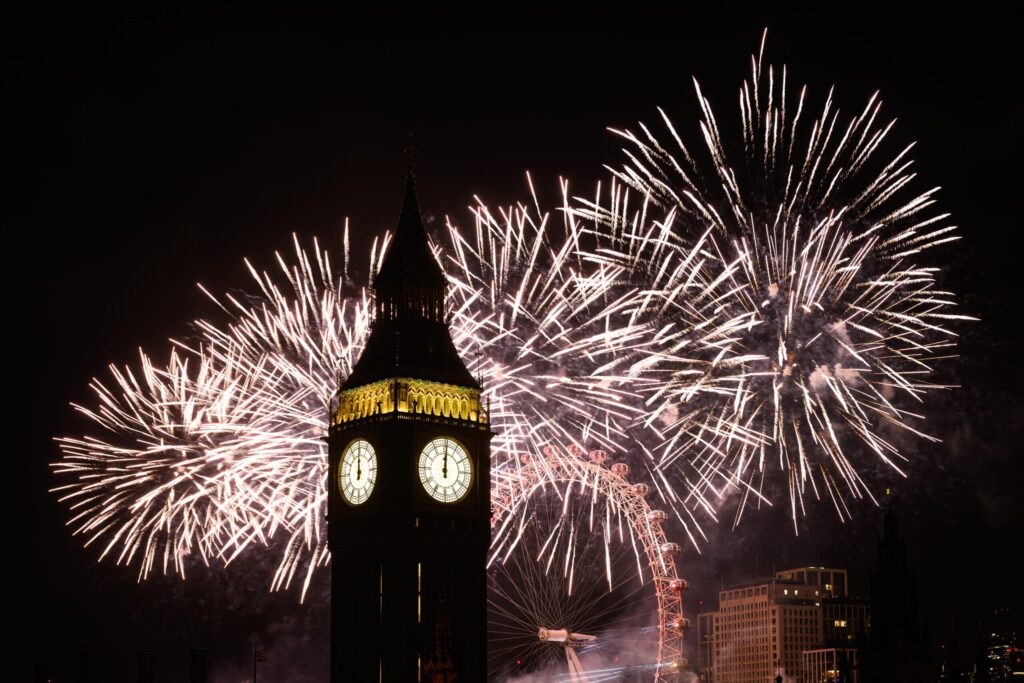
[{"left": 329, "top": 171, "right": 491, "bottom": 682}]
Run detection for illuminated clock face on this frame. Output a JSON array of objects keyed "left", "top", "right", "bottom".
[
  {"left": 418, "top": 437, "right": 472, "bottom": 503},
  {"left": 339, "top": 439, "right": 377, "bottom": 505}
]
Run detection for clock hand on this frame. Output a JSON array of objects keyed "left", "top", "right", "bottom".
[
  {"left": 443, "top": 442, "right": 449, "bottom": 479},
  {"left": 356, "top": 455, "right": 362, "bottom": 481}
]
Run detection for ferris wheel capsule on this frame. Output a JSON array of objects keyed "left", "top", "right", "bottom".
[
  {"left": 542, "top": 445, "right": 556, "bottom": 457},
  {"left": 648, "top": 509, "right": 668, "bottom": 524},
  {"left": 669, "top": 617, "right": 692, "bottom": 632},
  {"left": 567, "top": 444, "right": 584, "bottom": 457},
  {"left": 519, "top": 452, "right": 532, "bottom": 464},
  {"left": 610, "top": 462, "right": 630, "bottom": 478},
  {"left": 588, "top": 450, "right": 607, "bottom": 464},
  {"left": 659, "top": 542, "right": 682, "bottom": 555},
  {"left": 631, "top": 483, "right": 650, "bottom": 497},
  {"left": 669, "top": 578, "right": 690, "bottom": 592},
  {"left": 538, "top": 627, "right": 560, "bottom": 642}
]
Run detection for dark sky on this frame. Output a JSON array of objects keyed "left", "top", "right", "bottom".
[{"left": 7, "top": 8, "right": 1022, "bottom": 682}]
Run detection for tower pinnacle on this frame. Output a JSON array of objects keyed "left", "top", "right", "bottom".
[{"left": 341, "top": 173, "right": 478, "bottom": 390}]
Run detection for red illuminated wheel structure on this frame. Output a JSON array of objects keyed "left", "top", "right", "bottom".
[{"left": 489, "top": 445, "right": 689, "bottom": 681}]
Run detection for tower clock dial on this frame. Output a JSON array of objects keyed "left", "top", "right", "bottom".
[
  {"left": 418, "top": 437, "right": 472, "bottom": 503},
  {"left": 339, "top": 439, "right": 378, "bottom": 505}
]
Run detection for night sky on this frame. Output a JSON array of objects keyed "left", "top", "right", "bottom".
[{"left": 7, "top": 9, "right": 1022, "bottom": 682}]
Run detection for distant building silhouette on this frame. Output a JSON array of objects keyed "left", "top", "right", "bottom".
[
  {"left": 974, "top": 608, "right": 1021, "bottom": 683},
  {"left": 77, "top": 643, "right": 97, "bottom": 683},
  {"left": 31, "top": 662, "right": 53, "bottom": 683},
  {"left": 863, "top": 498, "right": 927, "bottom": 683},
  {"left": 938, "top": 623, "right": 967, "bottom": 683},
  {"left": 136, "top": 652, "right": 155, "bottom": 683},
  {"left": 190, "top": 648, "right": 207, "bottom": 683}
]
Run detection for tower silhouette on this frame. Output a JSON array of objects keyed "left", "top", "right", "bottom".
[{"left": 328, "top": 171, "right": 491, "bottom": 682}]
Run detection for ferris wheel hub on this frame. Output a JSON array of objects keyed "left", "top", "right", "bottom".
[{"left": 538, "top": 628, "right": 597, "bottom": 645}]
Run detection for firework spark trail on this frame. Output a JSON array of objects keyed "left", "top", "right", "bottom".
[
  {"left": 577, "top": 30, "right": 973, "bottom": 529},
  {"left": 52, "top": 347, "right": 261, "bottom": 579},
  {"left": 191, "top": 234, "right": 374, "bottom": 593},
  {"left": 445, "top": 176, "right": 662, "bottom": 460}
]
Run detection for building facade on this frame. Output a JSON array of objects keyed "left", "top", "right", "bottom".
[
  {"left": 801, "top": 648, "right": 858, "bottom": 683},
  {"left": 699, "top": 567, "right": 869, "bottom": 683},
  {"left": 698, "top": 610, "right": 716, "bottom": 683},
  {"left": 822, "top": 597, "right": 870, "bottom": 647}
]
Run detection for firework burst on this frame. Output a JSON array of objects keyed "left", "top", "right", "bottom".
[
  {"left": 53, "top": 347, "right": 252, "bottom": 578},
  {"left": 580, "top": 31, "right": 973, "bottom": 528}
]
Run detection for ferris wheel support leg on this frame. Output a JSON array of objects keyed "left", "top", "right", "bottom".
[{"left": 566, "top": 646, "right": 590, "bottom": 683}]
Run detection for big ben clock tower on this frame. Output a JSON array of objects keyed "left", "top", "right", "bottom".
[{"left": 328, "top": 172, "right": 491, "bottom": 682}]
